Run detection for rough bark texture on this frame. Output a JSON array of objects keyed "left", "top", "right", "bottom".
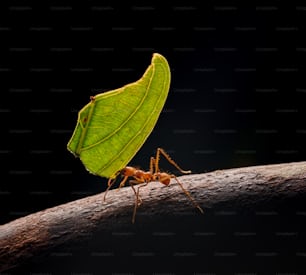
[{"left": 1, "top": 161, "right": 306, "bottom": 271}]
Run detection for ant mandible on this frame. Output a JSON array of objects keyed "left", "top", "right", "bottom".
[{"left": 104, "top": 148, "right": 204, "bottom": 223}]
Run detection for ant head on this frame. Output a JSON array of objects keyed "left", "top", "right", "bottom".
[{"left": 120, "top": 166, "right": 136, "bottom": 177}]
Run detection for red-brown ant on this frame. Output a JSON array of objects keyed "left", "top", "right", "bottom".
[{"left": 104, "top": 148, "right": 204, "bottom": 223}]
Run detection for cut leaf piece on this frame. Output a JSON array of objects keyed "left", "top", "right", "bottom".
[{"left": 67, "top": 53, "right": 171, "bottom": 178}]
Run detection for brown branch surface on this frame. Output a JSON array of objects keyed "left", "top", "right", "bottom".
[{"left": 1, "top": 161, "right": 306, "bottom": 271}]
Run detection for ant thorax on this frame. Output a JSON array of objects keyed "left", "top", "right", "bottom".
[{"left": 134, "top": 170, "right": 152, "bottom": 183}]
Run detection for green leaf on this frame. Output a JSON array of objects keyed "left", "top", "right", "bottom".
[{"left": 67, "top": 53, "right": 171, "bottom": 178}]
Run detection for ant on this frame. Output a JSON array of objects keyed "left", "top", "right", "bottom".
[{"left": 103, "top": 148, "right": 204, "bottom": 223}]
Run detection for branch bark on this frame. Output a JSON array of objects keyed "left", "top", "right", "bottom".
[{"left": 1, "top": 161, "right": 306, "bottom": 271}]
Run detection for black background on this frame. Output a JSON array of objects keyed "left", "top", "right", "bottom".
[{"left": 1, "top": 1, "right": 306, "bottom": 274}]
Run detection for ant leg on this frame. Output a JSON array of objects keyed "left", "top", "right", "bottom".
[
  {"left": 128, "top": 180, "right": 138, "bottom": 198},
  {"left": 103, "top": 173, "right": 127, "bottom": 202},
  {"left": 103, "top": 175, "right": 118, "bottom": 201},
  {"left": 156, "top": 148, "right": 191, "bottom": 174},
  {"left": 128, "top": 180, "right": 144, "bottom": 223},
  {"left": 131, "top": 181, "right": 150, "bottom": 224},
  {"left": 128, "top": 180, "right": 143, "bottom": 205},
  {"left": 118, "top": 175, "right": 129, "bottom": 189},
  {"left": 136, "top": 181, "right": 150, "bottom": 205},
  {"left": 150, "top": 157, "right": 155, "bottom": 174},
  {"left": 171, "top": 175, "right": 204, "bottom": 214}
]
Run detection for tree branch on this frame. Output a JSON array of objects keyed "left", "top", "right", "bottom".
[{"left": 1, "top": 161, "right": 306, "bottom": 271}]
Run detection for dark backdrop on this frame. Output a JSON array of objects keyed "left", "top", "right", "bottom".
[{"left": 1, "top": 1, "right": 306, "bottom": 274}]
